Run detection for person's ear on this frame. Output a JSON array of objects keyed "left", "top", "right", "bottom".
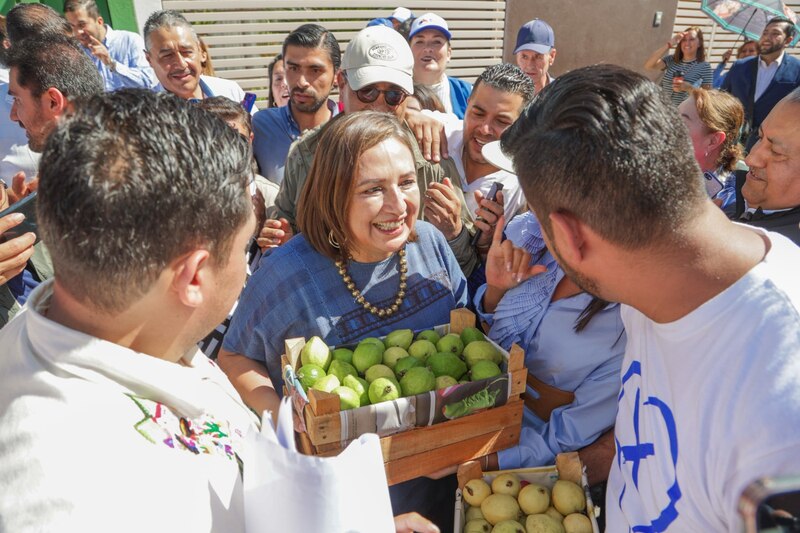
[
  {"left": 707, "top": 131, "right": 726, "bottom": 153},
  {"left": 549, "top": 210, "right": 586, "bottom": 263},
  {"left": 549, "top": 48, "right": 557, "bottom": 65},
  {"left": 172, "top": 249, "right": 211, "bottom": 308},
  {"left": 43, "top": 87, "right": 69, "bottom": 118},
  {"left": 97, "top": 16, "right": 104, "bottom": 27},
  {"left": 145, "top": 50, "right": 154, "bottom": 68},
  {"left": 2, "top": 38, "right": 10, "bottom": 50}
]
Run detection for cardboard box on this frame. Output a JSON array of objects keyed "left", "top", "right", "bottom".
[
  {"left": 454, "top": 452, "right": 600, "bottom": 533},
  {"left": 281, "top": 309, "right": 526, "bottom": 485}
]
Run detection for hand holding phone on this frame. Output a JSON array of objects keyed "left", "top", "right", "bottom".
[
  {"left": 470, "top": 182, "right": 504, "bottom": 247},
  {"left": 0, "top": 192, "right": 39, "bottom": 243}
]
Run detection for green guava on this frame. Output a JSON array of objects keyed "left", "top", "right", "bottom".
[
  {"left": 296, "top": 364, "right": 326, "bottom": 391},
  {"left": 353, "top": 342, "right": 383, "bottom": 374},
  {"left": 407, "top": 339, "right": 437, "bottom": 362},
  {"left": 436, "top": 333, "right": 465, "bottom": 356},
  {"left": 463, "top": 340, "right": 502, "bottom": 368},
  {"left": 415, "top": 329, "right": 441, "bottom": 344},
  {"left": 327, "top": 359, "right": 358, "bottom": 383},
  {"left": 394, "top": 356, "right": 423, "bottom": 379},
  {"left": 427, "top": 352, "right": 467, "bottom": 380},
  {"left": 300, "top": 336, "right": 331, "bottom": 371},
  {"left": 460, "top": 326, "right": 486, "bottom": 345},
  {"left": 399, "top": 366, "right": 436, "bottom": 396},
  {"left": 331, "top": 347, "right": 354, "bottom": 364},
  {"left": 384, "top": 328, "right": 413, "bottom": 350},
  {"left": 364, "top": 364, "right": 395, "bottom": 383},
  {"left": 332, "top": 386, "right": 361, "bottom": 410},
  {"left": 311, "top": 374, "right": 340, "bottom": 393},
  {"left": 342, "top": 375, "right": 370, "bottom": 406},
  {"left": 470, "top": 360, "right": 502, "bottom": 381},
  {"left": 368, "top": 377, "right": 400, "bottom": 404},
  {"left": 382, "top": 346, "right": 409, "bottom": 369}
]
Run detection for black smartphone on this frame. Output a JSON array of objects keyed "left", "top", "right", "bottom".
[
  {"left": 0, "top": 191, "right": 39, "bottom": 243},
  {"left": 470, "top": 182, "right": 504, "bottom": 247}
]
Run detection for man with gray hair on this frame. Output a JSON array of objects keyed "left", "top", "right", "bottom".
[
  {"left": 144, "top": 10, "right": 254, "bottom": 110},
  {"left": 64, "top": 0, "right": 158, "bottom": 91}
]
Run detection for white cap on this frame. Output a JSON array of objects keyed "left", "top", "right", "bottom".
[
  {"left": 390, "top": 7, "right": 413, "bottom": 23},
  {"left": 409, "top": 13, "right": 452, "bottom": 40},
  {"left": 342, "top": 26, "right": 414, "bottom": 94},
  {"left": 481, "top": 141, "right": 515, "bottom": 173}
]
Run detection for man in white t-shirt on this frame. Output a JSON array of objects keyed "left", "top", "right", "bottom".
[
  {"left": 428, "top": 63, "right": 532, "bottom": 239},
  {"left": 504, "top": 64, "right": 800, "bottom": 532}
]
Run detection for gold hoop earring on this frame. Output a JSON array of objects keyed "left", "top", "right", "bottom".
[{"left": 328, "top": 230, "right": 340, "bottom": 249}]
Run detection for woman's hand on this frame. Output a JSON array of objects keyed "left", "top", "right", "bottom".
[
  {"left": 671, "top": 78, "right": 692, "bottom": 93},
  {"left": 670, "top": 32, "right": 685, "bottom": 47}
]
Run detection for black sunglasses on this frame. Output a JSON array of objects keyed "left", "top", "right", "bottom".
[{"left": 344, "top": 73, "right": 408, "bottom": 107}]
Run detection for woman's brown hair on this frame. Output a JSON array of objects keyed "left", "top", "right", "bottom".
[
  {"left": 296, "top": 110, "right": 418, "bottom": 260},
  {"left": 673, "top": 26, "right": 706, "bottom": 63},
  {"left": 690, "top": 88, "right": 744, "bottom": 172}
]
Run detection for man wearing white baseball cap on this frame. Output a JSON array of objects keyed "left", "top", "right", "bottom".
[
  {"left": 408, "top": 12, "right": 472, "bottom": 118},
  {"left": 265, "top": 25, "right": 479, "bottom": 277},
  {"left": 514, "top": 18, "right": 557, "bottom": 93}
]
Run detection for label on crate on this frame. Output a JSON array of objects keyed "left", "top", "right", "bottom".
[{"left": 336, "top": 376, "right": 511, "bottom": 442}]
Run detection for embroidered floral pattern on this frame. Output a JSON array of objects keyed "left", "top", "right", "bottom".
[{"left": 129, "top": 395, "right": 242, "bottom": 467}]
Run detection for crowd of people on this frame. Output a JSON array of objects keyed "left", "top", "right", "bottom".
[{"left": 0, "top": 2, "right": 798, "bottom": 532}]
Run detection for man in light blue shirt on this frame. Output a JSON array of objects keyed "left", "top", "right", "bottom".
[
  {"left": 64, "top": 0, "right": 157, "bottom": 91},
  {"left": 252, "top": 24, "right": 340, "bottom": 185}
]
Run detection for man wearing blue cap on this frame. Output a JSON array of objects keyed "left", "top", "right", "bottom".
[{"left": 514, "top": 18, "right": 557, "bottom": 94}]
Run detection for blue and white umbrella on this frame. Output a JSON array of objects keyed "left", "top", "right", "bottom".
[{"left": 701, "top": 0, "right": 800, "bottom": 46}]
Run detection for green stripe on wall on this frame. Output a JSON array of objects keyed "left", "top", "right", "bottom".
[{"left": 1, "top": 0, "right": 138, "bottom": 33}]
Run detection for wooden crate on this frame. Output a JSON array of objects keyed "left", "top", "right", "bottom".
[
  {"left": 454, "top": 453, "right": 601, "bottom": 533},
  {"left": 281, "top": 308, "right": 526, "bottom": 486}
]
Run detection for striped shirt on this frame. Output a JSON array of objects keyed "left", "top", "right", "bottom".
[{"left": 660, "top": 55, "right": 713, "bottom": 106}]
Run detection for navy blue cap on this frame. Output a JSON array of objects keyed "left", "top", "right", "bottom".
[{"left": 514, "top": 19, "right": 555, "bottom": 55}]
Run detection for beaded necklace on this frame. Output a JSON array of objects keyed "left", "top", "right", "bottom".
[{"left": 335, "top": 248, "right": 408, "bottom": 318}]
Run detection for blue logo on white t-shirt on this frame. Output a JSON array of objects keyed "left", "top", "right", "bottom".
[{"left": 615, "top": 360, "right": 681, "bottom": 532}]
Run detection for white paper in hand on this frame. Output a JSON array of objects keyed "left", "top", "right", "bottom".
[{"left": 243, "top": 398, "right": 395, "bottom": 533}]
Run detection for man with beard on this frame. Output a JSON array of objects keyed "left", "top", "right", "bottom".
[
  {"left": 251, "top": 24, "right": 340, "bottom": 185},
  {"left": 2, "top": 34, "right": 102, "bottom": 327},
  {"left": 504, "top": 64, "right": 800, "bottom": 532},
  {"left": 64, "top": 0, "right": 157, "bottom": 91},
  {"left": 722, "top": 17, "right": 800, "bottom": 150},
  {"left": 144, "top": 11, "right": 254, "bottom": 111}
]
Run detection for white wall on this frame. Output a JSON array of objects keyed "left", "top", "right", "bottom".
[{"left": 131, "top": 0, "right": 163, "bottom": 33}]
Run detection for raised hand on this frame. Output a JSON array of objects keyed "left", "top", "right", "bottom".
[
  {"left": 87, "top": 35, "right": 112, "bottom": 66},
  {"left": 404, "top": 108, "right": 449, "bottom": 162},
  {"left": 424, "top": 178, "right": 463, "bottom": 240}
]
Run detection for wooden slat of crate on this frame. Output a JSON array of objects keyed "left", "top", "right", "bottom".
[
  {"left": 385, "top": 424, "right": 520, "bottom": 485},
  {"left": 378, "top": 399, "right": 522, "bottom": 462}
]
